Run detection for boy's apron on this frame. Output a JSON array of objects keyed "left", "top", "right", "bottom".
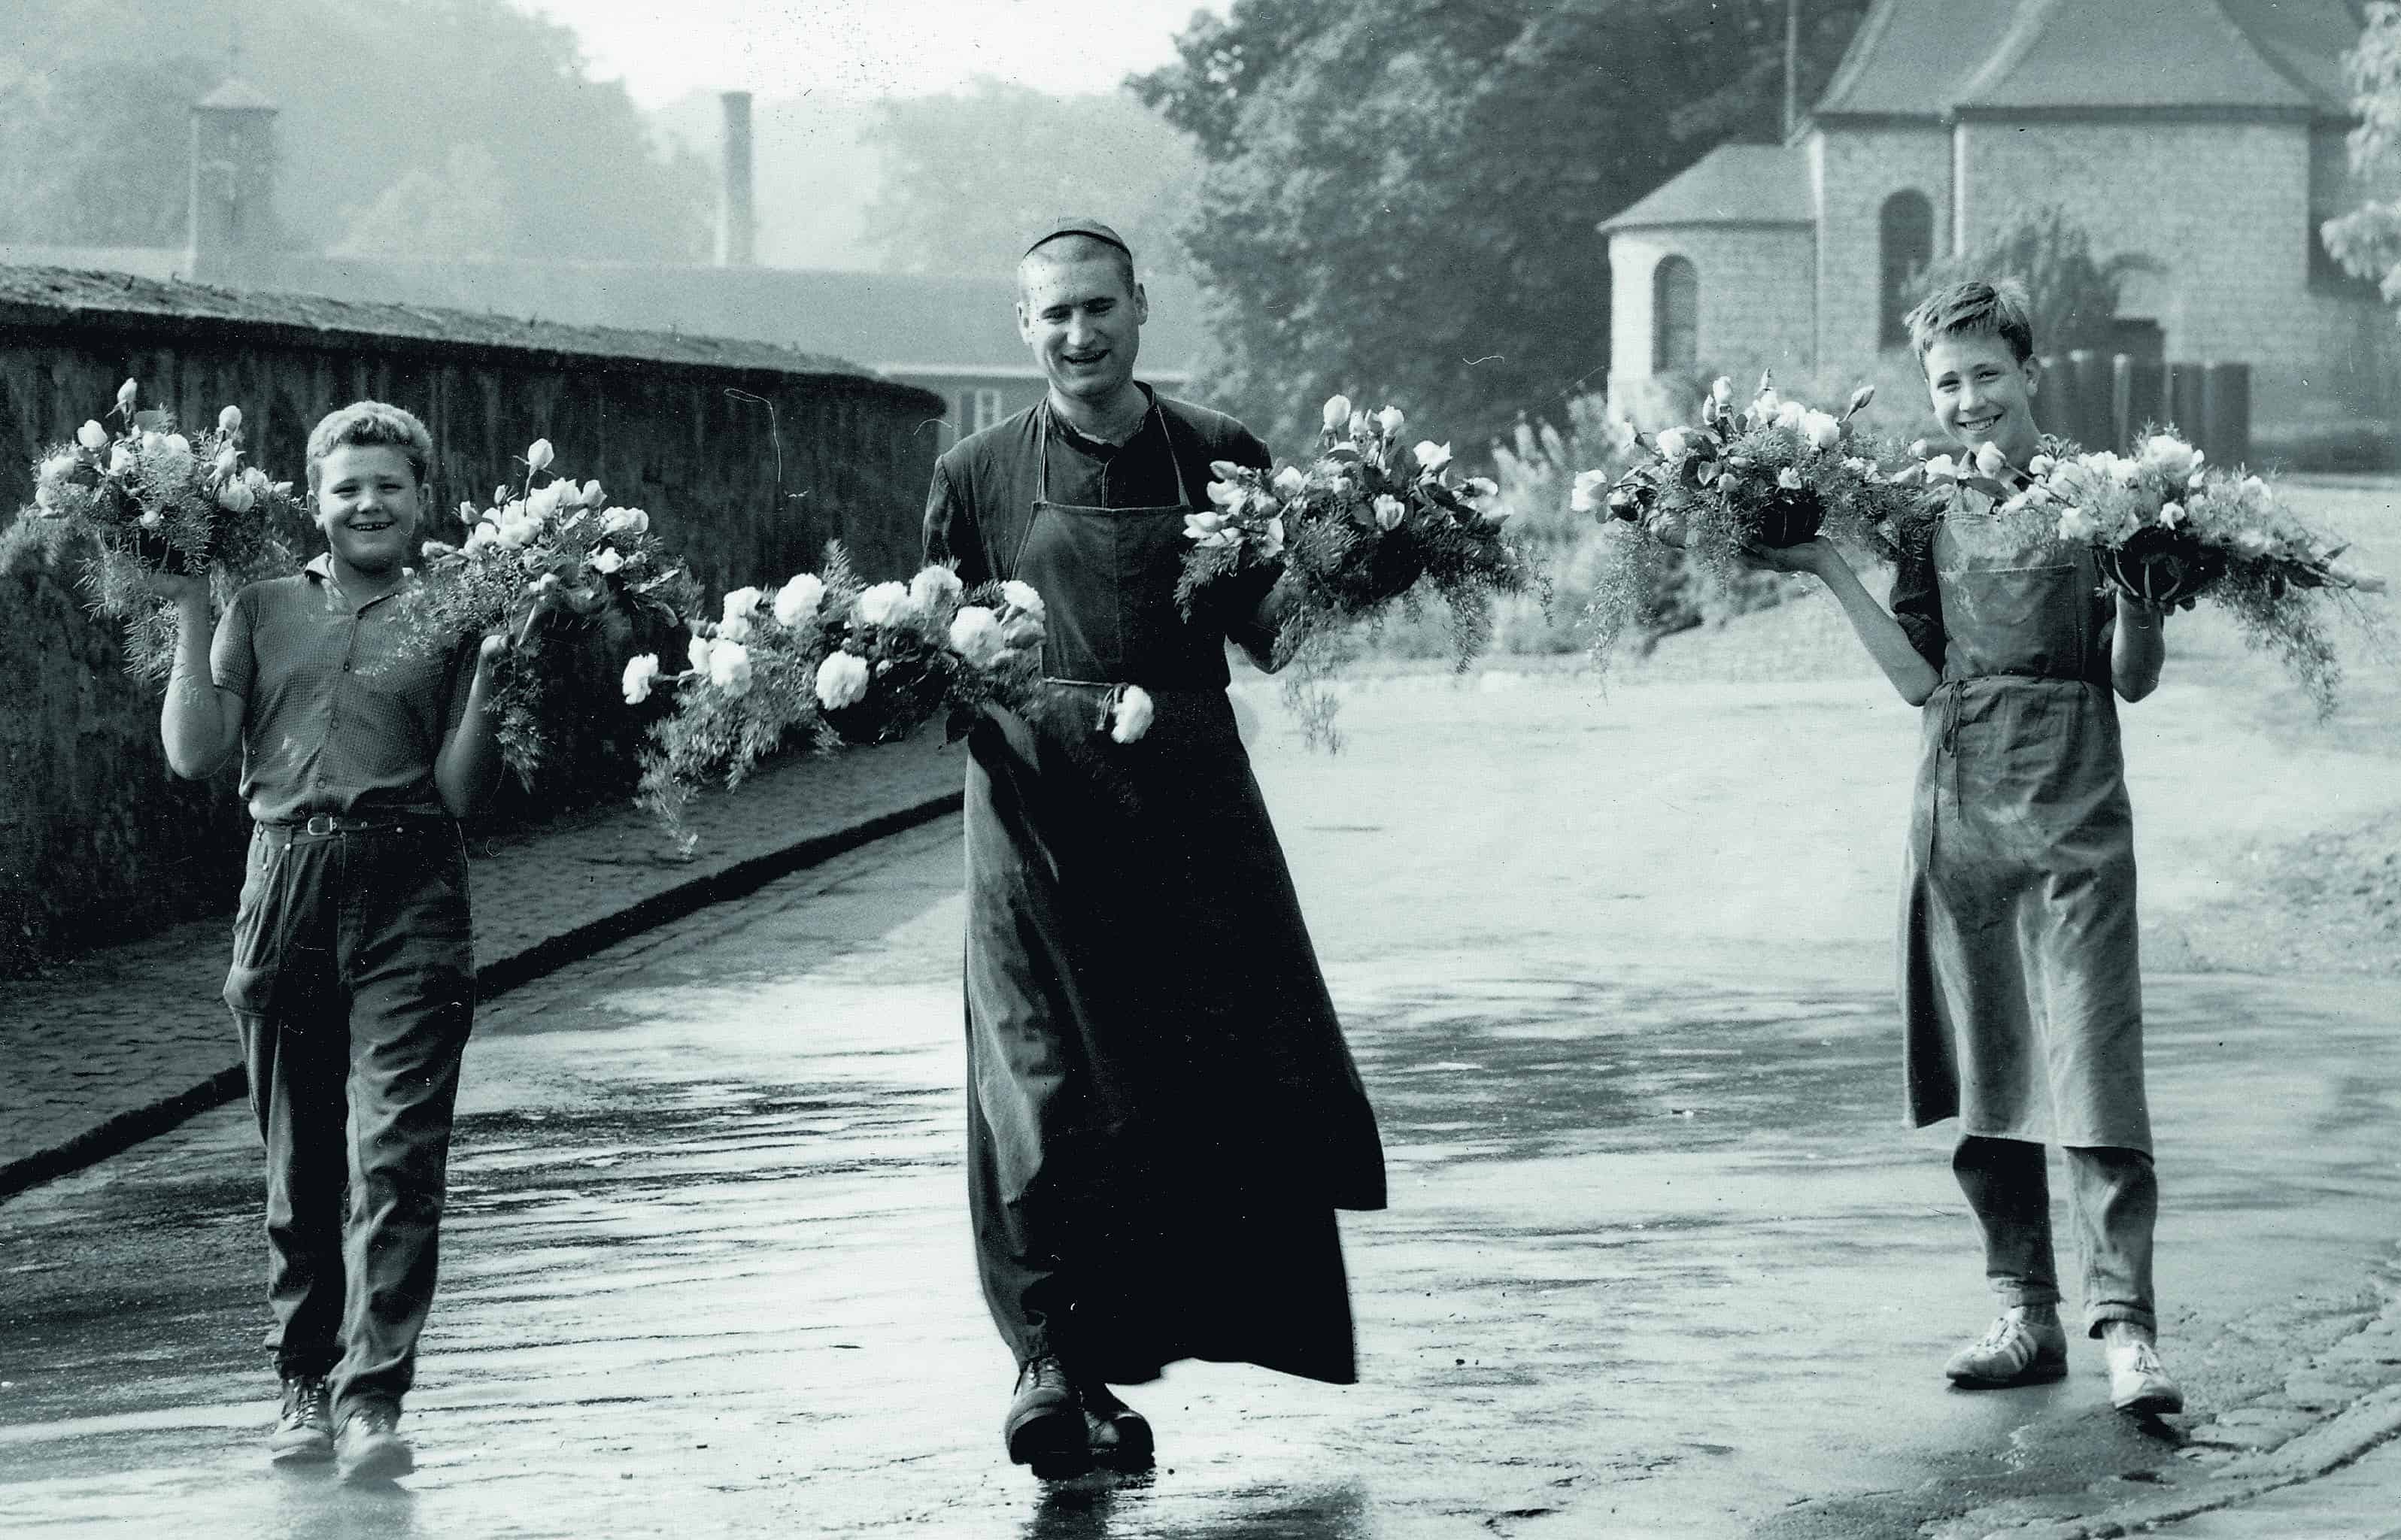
[{"left": 1899, "top": 507, "right": 2151, "bottom": 1152}]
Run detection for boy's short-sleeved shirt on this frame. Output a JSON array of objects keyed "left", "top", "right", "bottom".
[{"left": 211, "top": 553, "right": 471, "bottom": 824}]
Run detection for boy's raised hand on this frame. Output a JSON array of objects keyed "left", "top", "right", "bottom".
[
  {"left": 1738, "top": 536, "right": 1842, "bottom": 579},
  {"left": 146, "top": 568, "right": 214, "bottom": 611}
]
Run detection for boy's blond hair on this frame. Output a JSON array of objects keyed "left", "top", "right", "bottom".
[
  {"left": 305, "top": 401, "right": 434, "bottom": 491},
  {"left": 1904, "top": 280, "right": 2036, "bottom": 365}
]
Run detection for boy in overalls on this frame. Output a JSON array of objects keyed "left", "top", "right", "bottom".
[
  {"left": 159, "top": 401, "right": 505, "bottom": 1478},
  {"left": 1748, "top": 282, "right": 2181, "bottom": 1414}
]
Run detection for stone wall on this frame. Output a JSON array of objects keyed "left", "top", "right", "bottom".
[
  {"left": 1809, "top": 124, "right": 1954, "bottom": 368},
  {"left": 1607, "top": 226, "right": 1817, "bottom": 413},
  {"left": 1954, "top": 115, "right": 2400, "bottom": 442},
  {"left": 0, "top": 266, "right": 941, "bottom": 977}
]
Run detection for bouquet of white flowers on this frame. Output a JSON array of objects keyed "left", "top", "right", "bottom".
[
  {"left": 1182, "top": 394, "right": 1537, "bottom": 662},
  {"left": 403, "top": 437, "right": 695, "bottom": 778},
  {"left": 1942, "top": 430, "right": 2389, "bottom": 714},
  {"left": 630, "top": 545, "right": 1047, "bottom": 848},
  {"left": 5, "top": 380, "right": 300, "bottom": 679},
  {"left": 1578, "top": 373, "right": 1915, "bottom": 672}
]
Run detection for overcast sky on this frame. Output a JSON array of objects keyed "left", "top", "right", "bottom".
[{"left": 512, "top": 0, "right": 1228, "bottom": 105}]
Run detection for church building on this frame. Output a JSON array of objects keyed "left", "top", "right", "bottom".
[{"left": 1601, "top": 0, "right": 2395, "bottom": 458}]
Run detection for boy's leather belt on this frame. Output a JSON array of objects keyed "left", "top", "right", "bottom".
[{"left": 261, "top": 812, "right": 442, "bottom": 837}]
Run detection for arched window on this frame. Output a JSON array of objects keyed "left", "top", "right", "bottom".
[
  {"left": 1652, "top": 255, "right": 1698, "bottom": 374},
  {"left": 1880, "top": 191, "right": 1935, "bottom": 348}
]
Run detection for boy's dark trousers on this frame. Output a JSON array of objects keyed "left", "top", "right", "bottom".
[{"left": 226, "top": 815, "right": 475, "bottom": 1421}]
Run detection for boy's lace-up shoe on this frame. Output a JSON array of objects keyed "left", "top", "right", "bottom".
[
  {"left": 1944, "top": 1306, "right": 2069, "bottom": 1388},
  {"left": 2105, "top": 1331, "right": 2185, "bottom": 1414},
  {"left": 267, "top": 1375, "right": 333, "bottom": 1463},
  {"left": 334, "top": 1401, "right": 414, "bottom": 1484},
  {"left": 1078, "top": 1380, "right": 1155, "bottom": 1472},
  {"left": 1003, "top": 1354, "right": 1090, "bottom": 1479}
]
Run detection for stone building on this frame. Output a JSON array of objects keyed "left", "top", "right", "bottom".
[{"left": 1601, "top": 0, "right": 2396, "bottom": 457}]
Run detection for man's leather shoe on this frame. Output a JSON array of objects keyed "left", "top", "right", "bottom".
[
  {"left": 1079, "top": 1381, "right": 1154, "bottom": 1471},
  {"left": 334, "top": 1401, "right": 414, "bottom": 1484},
  {"left": 267, "top": 1375, "right": 333, "bottom": 1463},
  {"left": 1003, "top": 1355, "right": 1089, "bottom": 1479},
  {"left": 1944, "top": 1307, "right": 2069, "bottom": 1388}
]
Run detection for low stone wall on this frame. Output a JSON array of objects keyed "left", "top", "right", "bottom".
[{"left": 0, "top": 265, "right": 943, "bottom": 977}]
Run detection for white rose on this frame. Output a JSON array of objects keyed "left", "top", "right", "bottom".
[
  {"left": 815, "top": 650, "right": 871, "bottom": 710},
  {"left": 138, "top": 510, "right": 162, "bottom": 529},
  {"left": 76, "top": 420, "right": 108, "bottom": 452},
  {"left": 526, "top": 438, "right": 555, "bottom": 473},
  {"left": 114, "top": 378, "right": 138, "bottom": 411},
  {"left": 600, "top": 507, "right": 650, "bottom": 537},
  {"left": 948, "top": 605, "right": 1005, "bottom": 666},
  {"left": 774, "top": 572, "right": 825, "bottom": 627},
  {"left": 165, "top": 432, "right": 191, "bottom": 457},
  {"left": 463, "top": 522, "right": 502, "bottom": 553},
  {"left": 1655, "top": 427, "right": 1692, "bottom": 460},
  {"left": 590, "top": 546, "right": 624, "bottom": 575},
  {"left": 1568, "top": 468, "right": 1610, "bottom": 514},
  {"left": 909, "top": 565, "right": 964, "bottom": 612},
  {"left": 1774, "top": 399, "right": 1808, "bottom": 430},
  {"left": 1975, "top": 441, "right": 2009, "bottom": 478},
  {"left": 496, "top": 505, "right": 542, "bottom": 547},
  {"left": 214, "top": 444, "right": 242, "bottom": 478},
  {"left": 217, "top": 405, "right": 242, "bottom": 434},
  {"left": 1801, "top": 411, "right": 1842, "bottom": 451},
  {"left": 1110, "top": 684, "right": 1155, "bottom": 744},
  {"left": 38, "top": 451, "right": 77, "bottom": 485},
  {"left": 2232, "top": 529, "right": 2272, "bottom": 557},
  {"left": 707, "top": 640, "right": 753, "bottom": 694},
  {"left": 1257, "top": 516, "right": 1286, "bottom": 559},
  {"left": 1373, "top": 494, "right": 1407, "bottom": 532},
  {"left": 2056, "top": 508, "right": 2097, "bottom": 542},
  {"left": 1001, "top": 579, "right": 1044, "bottom": 620},
  {"left": 1272, "top": 465, "right": 1307, "bottom": 499},
  {"left": 621, "top": 653, "right": 660, "bottom": 705},
  {"left": 1710, "top": 376, "right": 1734, "bottom": 405},
  {"left": 1414, "top": 440, "right": 1452, "bottom": 474},
  {"left": 581, "top": 479, "right": 606, "bottom": 508},
  {"left": 1777, "top": 467, "right": 1804, "bottom": 490},
  {"left": 1321, "top": 395, "right": 1352, "bottom": 432},
  {"left": 216, "top": 477, "right": 256, "bottom": 514},
  {"left": 1376, "top": 405, "right": 1405, "bottom": 437}
]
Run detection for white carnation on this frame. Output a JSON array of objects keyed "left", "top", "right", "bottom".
[
  {"left": 774, "top": 572, "right": 825, "bottom": 627},
  {"left": 815, "top": 650, "right": 871, "bottom": 709},
  {"left": 1000, "top": 579, "right": 1044, "bottom": 620},
  {"left": 857, "top": 581, "right": 913, "bottom": 626},
  {"left": 621, "top": 653, "right": 660, "bottom": 705},
  {"left": 1110, "top": 685, "right": 1155, "bottom": 744},
  {"left": 707, "top": 640, "right": 753, "bottom": 694},
  {"left": 948, "top": 605, "right": 1005, "bottom": 666},
  {"left": 909, "top": 565, "right": 965, "bottom": 612}
]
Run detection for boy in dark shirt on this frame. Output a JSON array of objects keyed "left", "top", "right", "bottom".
[{"left": 159, "top": 401, "right": 504, "bottom": 1481}]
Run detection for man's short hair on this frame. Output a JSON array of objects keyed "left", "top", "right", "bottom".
[
  {"left": 305, "top": 401, "right": 434, "bottom": 491},
  {"left": 1904, "top": 280, "right": 2035, "bottom": 364},
  {"left": 1017, "top": 232, "right": 1137, "bottom": 302}
]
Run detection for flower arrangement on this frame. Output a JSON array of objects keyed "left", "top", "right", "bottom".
[
  {"left": 5, "top": 380, "right": 300, "bottom": 679},
  {"left": 403, "top": 438, "right": 695, "bottom": 778},
  {"left": 1579, "top": 373, "right": 1915, "bottom": 671},
  {"left": 1949, "top": 430, "right": 2390, "bottom": 714},
  {"left": 1180, "top": 393, "right": 1540, "bottom": 747},
  {"left": 629, "top": 544, "right": 1047, "bottom": 849}
]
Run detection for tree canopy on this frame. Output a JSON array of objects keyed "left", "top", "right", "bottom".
[
  {"left": 2324, "top": 2, "right": 2401, "bottom": 305},
  {"left": 1133, "top": 0, "right": 1871, "bottom": 456},
  {"left": 861, "top": 80, "right": 1202, "bottom": 280},
  {"left": 0, "top": 0, "right": 707, "bottom": 262}
]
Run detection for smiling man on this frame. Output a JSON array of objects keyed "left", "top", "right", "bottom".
[
  {"left": 158, "top": 401, "right": 505, "bottom": 1483},
  {"left": 922, "top": 220, "right": 1386, "bottom": 1478}
]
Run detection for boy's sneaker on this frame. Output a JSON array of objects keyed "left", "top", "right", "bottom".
[
  {"left": 267, "top": 1375, "right": 333, "bottom": 1463},
  {"left": 334, "top": 1401, "right": 414, "bottom": 1484},
  {"left": 1944, "top": 1306, "right": 2069, "bottom": 1388},
  {"left": 2105, "top": 1333, "right": 2185, "bottom": 1414}
]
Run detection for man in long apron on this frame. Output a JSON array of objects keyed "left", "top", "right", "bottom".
[{"left": 922, "top": 219, "right": 1386, "bottom": 1478}]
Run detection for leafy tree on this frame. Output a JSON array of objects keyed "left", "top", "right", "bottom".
[
  {"left": 1914, "top": 205, "right": 2156, "bottom": 356},
  {"left": 0, "top": 0, "right": 707, "bottom": 262},
  {"left": 861, "top": 80, "right": 1202, "bottom": 280},
  {"left": 1131, "top": 0, "right": 1872, "bottom": 456},
  {"left": 2323, "top": 2, "right": 2401, "bottom": 303}
]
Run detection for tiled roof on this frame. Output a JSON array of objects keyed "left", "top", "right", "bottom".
[
  {"left": 1812, "top": 0, "right": 2360, "bottom": 120},
  {"left": 0, "top": 263, "right": 929, "bottom": 399},
  {"left": 1599, "top": 144, "right": 1813, "bottom": 232}
]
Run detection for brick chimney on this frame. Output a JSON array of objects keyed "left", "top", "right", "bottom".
[
  {"left": 187, "top": 78, "right": 280, "bottom": 288},
  {"left": 716, "top": 90, "right": 756, "bottom": 268}
]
